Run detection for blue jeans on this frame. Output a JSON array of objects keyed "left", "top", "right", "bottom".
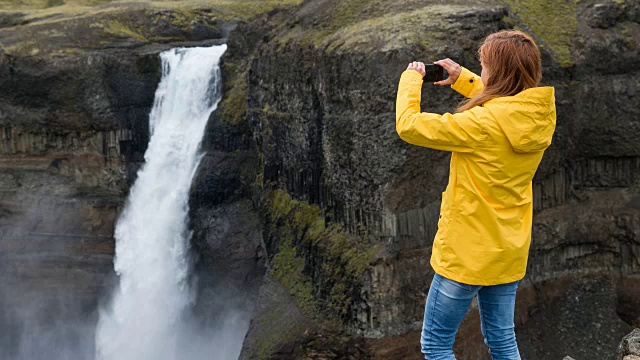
[{"left": 421, "top": 273, "right": 521, "bottom": 360}]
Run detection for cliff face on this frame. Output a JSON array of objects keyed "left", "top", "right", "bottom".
[
  {"left": 0, "top": 1, "right": 295, "bottom": 356},
  {"left": 0, "top": 0, "right": 639, "bottom": 358},
  {"left": 188, "top": 0, "right": 640, "bottom": 358},
  {"left": 0, "top": 25, "right": 160, "bottom": 345}
]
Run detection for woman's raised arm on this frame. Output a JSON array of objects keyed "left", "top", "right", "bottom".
[{"left": 395, "top": 68, "right": 486, "bottom": 153}]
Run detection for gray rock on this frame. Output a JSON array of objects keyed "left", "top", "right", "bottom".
[
  {"left": 219, "top": 0, "right": 640, "bottom": 358},
  {"left": 618, "top": 329, "right": 640, "bottom": 360},
  {"left": 0, "top": 12, "right": 26, "bottom": 29},
  {"left": 587, "top": 3, "right": 623, "bottom": 29}
]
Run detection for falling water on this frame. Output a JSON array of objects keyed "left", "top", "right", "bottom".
[{"left": 95, "top": 45, "right": 241, "bottom": 360}]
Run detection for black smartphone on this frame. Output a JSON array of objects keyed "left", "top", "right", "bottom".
[{"left": 423, "top": 64, "right": 446, "bottom": 82}]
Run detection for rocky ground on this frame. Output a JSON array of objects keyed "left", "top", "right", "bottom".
[{"left": 518, "top": 276, "right": 634, "bottom": 360}]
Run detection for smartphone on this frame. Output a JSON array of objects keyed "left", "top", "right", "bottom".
[{"left": 423, "top": 64, "right": 446, "bottom": 82}]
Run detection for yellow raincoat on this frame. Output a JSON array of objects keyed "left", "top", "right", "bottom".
[{"left": 396, "top": 67, "right": 556, "bottom": 285}]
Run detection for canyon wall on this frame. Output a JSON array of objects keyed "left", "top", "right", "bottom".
[
  {"left": 0, "top": 3, "right": 271, "bottom": 356},
  {"left": 187, "top": 0, "right": 640, "bottom": 358},
  {"left": 1, "top": 0, "right": 639, "bottom": 359}
]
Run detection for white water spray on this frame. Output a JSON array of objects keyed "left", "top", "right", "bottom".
[{"left": 95, "top": 45, "right": 240, "bottom": 360}]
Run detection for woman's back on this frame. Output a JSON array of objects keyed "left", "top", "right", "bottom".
[
  {"left": 426, "top": 72, "right": 556, "bottom": 285},
  {"left": 397, "top": 29, "right": 555, "bottom": 360},
  {"left": 396, "top": 29, "right": 556, "bottom": 286},
  {"left": 397, "top": 67, "right": 556, "bottom": 285}
]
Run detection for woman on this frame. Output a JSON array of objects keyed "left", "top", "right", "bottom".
[{"left": 396, "top": 30, "right": 556, "bottom": 360}]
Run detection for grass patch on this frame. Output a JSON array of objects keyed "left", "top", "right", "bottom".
[
  {"left": 0, "top": 0, "right": 64, "bottom": 10},
  {"left": 1, "top": 0, "right": 302, "bottom": 24},
  {"left": 147, "top": 0, "right": 303, "bottom": 20},
  {"left": 4, "top": 39, "right": 39, "bottom": 55},
  {"left": 501, "top": 0, "right": 578, "bottom": 67},
  {"left": 49, "top": 47, "right": 82, "bottom": 57},
  {"left": 220, "top": 0, "right": 302, "bottom": 19},
  {"left": 0, "top": 0, "right": 104, "bottom": 10},
  {"left": 102, "top": 19, "right": 147, "bottom": 41},
  {"left": 274, "top": 4, "right": 486, "bottom": 53},
  {"left": 167, "top": 6, "right": 198, "bottom": 27}
]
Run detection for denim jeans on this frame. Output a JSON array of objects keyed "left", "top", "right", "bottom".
[{"left": 421, "top": 273, "right": 521, "bottom": 360}]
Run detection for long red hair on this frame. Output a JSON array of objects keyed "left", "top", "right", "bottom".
[{"left": 456, "top": 30, "right": 542, "bottom": 113}]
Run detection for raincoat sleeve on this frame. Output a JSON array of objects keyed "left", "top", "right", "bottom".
[
  {"left": 451, "top": 67, "right": 484, "bottom": 98},
  {"left": 396, "top": 70, "right": 486, "bottom": 153}
]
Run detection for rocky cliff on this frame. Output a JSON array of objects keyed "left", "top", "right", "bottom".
[
  {"left": 0, "top": 0, "right": 298, "bottom": 357},
  {"left": 0, "top": 0, "right": 639, "bottom": 359},
  {"left": 187, "top": 0, "right": 640, "bottom": 359}
]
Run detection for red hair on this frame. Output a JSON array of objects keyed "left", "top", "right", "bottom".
[{"left": 456, "top": 30, "right": 542, "bottom": 113}]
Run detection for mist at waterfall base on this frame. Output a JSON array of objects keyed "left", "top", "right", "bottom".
[
  {"left": 0, "top": 193, "right": 99, "bottom": 360},
  {"left": 96, "top": 44, "right": 250, "bottom": 360},
  {"left": 0, "top": 45, "right": 251, "bottom": 360}
]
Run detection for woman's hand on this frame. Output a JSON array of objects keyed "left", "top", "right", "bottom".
[
  {"left": 407, "top": 61, "right": 426, "bottom": 77},
  {"left": 433, "top": 58, "right": 462, "bottom": 86}
]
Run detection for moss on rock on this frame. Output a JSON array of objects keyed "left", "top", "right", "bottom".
[
  {"left": 102, "top": 20, "right": 149, "bottom": 42},
  {"left": 262, "top": 187, "right": 379, "bottom": 328},
  {"left": 4, "top": 39, "right": 38, "bottom": 55},
  {"left": 274, "top": 4, "right": 488, "bottom": 53},
  {"left": 501, "top": 0, "right": 578, "bottom": 67},
  {"left": 218, "top": 67, "right": 248, "bottom": 126}
]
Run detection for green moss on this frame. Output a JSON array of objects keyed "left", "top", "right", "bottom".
[
  {"left": 271, "top": 0, "right": 577, "bottom": 62},
  {"left": 0, "top": 0, "right": 62, "bottom": 10},
  {"left": 4, "top": 40, "right": 38, "bottom": 56},
  {"left": 0, "top": 0, "right": 100, "bottom": 10},
  {"left": 501, "top": 0, "right": 578, "bottom": 67},
  {"left": 218, "top": 69, "right": 248, "bottom": 126},
  {"left": 272, "top": 236, "right": 318, "bottom": 313},
  {"left": 274, "top": 5, "right": 466, "bottom": 54},
  {"left": 167, "top": 7, "right": 201, "bottom": 27},
  {"left": 502, "top": 15, "right": 519, "bottom": 28},
  {"left": 43, "top": 47, "right": 83, "bottom": 59},
  {"left": 618, "top": 22, "right": 639, "bottom": 48},
  {"left": 220, "top": 0, "right": 302, "bottom": 19},
  {"left": 328, "top": 0, "right": 376, "bottom": 27},
  {"left": 263, "top": 188, "right": 380, "bottom": 329},
  {"left": 262, "top": 188, "right": 322, "bottom": 333},
  {"left": 253, "top": 285, "right": 308, "bottom": 360},
  {"left": 46, "top": 0, "right": 64, "bottom": 7},
  {"left": 54, "top": 47, "right": 81, "bottom": 55},
  {"left": 102, "top": 20, "right": 148, "bottom": 42},
  {"left": 1, "top": 0, "right": 301, "bottom": 13}
]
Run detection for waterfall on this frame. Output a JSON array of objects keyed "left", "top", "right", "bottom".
[{"left": 95, "top": 45, "right": 239, "bottom": 360}]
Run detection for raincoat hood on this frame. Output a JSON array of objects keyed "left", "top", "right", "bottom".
[{"left": 486, "top": 87, "right": 556, "bottom": 153}]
